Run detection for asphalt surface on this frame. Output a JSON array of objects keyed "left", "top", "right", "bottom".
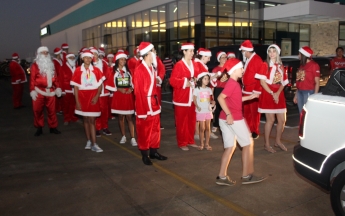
[{"left": 0, "top": 77, "right": 334, "bottom": 216}]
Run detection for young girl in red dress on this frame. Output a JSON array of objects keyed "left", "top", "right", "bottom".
[
  {"left": 106, "top": 52, "right": 137, "bottom": 146},
  {"left": 71, "top": 50, "right": 105, "bottom": 153}
]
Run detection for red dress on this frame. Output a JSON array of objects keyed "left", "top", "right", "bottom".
[
  {"left": 106, "top": 67, "right": 135, "bottom": 115},
  {"left": 70, "top": 64, "right": 105, "bottom": 117},
  {"left": 256, "top": 62, "right": 288, "bottom": 113}
]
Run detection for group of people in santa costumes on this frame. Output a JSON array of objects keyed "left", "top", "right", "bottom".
[{"left": 9, "top": 53, "right": 27, "bottom": 109}]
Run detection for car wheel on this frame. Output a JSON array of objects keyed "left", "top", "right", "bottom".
[{"left": 331, "top": 169, "right": 345, "bottom": 216}]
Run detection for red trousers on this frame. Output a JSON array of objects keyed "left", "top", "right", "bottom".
[
  {"left": 55, "top": 96, "right": 63, "bottom": 113},
  {"left": 108, "top": 95, "right": 113, "bottom": 119},
  {"left": 96, "top": 96, "right": 109, "bottom": 130},
  {"left": 12, "top": 83, "right": 24, "bottom": 108},
  {"left": 136, "top": 115, "right": 160, "bottom": 150},
  {"left": 62, "top": 93, "right": 78, "bottom": 122},
  {"left": 174, "top": 104, "right": 196, "bottom": 147},
  {"left": 243, "top": 97, "right": 260, "bottom": 134},
  {"left": 32, "top": 94, "right": 58, "bottom": 128}
]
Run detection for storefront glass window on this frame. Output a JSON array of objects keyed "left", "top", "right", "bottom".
[
  {"left": 289, "top": 23, "right": 299, "bottom": 33},
  {"left": 339, "top": 24, "right": 345, "bottom": 40},
  {"left": 143, "top": 11, "right": 150, "bottom": 27},
  {"left": 277, "top": 22, "right": 288, "bottom": 32},
  {"left": 159, "top": 5, "right": 166, "bottom": 23},
  {"left": 235, "top": 0, "right": 249, "bottom": 19},
  {"left": 218, "top": 17, "right": 233, "bottom": 38},
  {"left": 128, "top": 15, "right": 135, "bottom": 30},
  {"left": 179, "top": 19, "right": 189, "bottom": 39},
  {"left": 300, "top": 24, "right": 310, "bottom": 41},
  {"left": 250, "top": 20, "right": 261, "bottom": 39},
  {"left": 205, "top": 0, "right": 217, "bottom": 16},
  {"left": 249, "top": 1, "right": 259, "bottom": 19},
  {"left": 205, "top": 38, "right": 218, "bottom": 47},
  {"left": 234, "top": 19, "right": 249, "bottom": 38},
  {"left": 190, "top": 17, "right": 195, "bottom": 38},
  {"left": 150, "top": 7, "right": 158, "bottom": 26},
  {"left": 135, "top": 12, "right": 142, "bottom": 28},
  {"left": 168, "top": 2, "right": 178, "bottom": 22},
  {"left": 205, "top": 16, "right": 217, "bottom": 37},
  {"left": 178, "top": 0, "right": 189, "bottom": 19},
  {"left": 265, "top": 21, "right": 275, "bottom": 39},
  {"left": 189, "top": 0, "right": 195, "bottom": 17},
  {"left": 219, "top": 0, "right": 233, "bottom": 17}
]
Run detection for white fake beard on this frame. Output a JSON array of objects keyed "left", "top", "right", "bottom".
[
  {"left": 36, "top": 54, "right": 55, "bottom": 87},
  {"left": 67, "top": 59, "right": 76, "bottom": 67},
  {"left": 152, "top": 52, "right": 157, "bottom": 68},
  {"left": 242, "top": 52, "right": 247, "bottom": 62}
]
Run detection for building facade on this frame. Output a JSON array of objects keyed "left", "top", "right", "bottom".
[{"left": 40, "top": 0, "right": 345, "bottom": 58}]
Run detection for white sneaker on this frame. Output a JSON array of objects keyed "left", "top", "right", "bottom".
[
  {"left": 120, "top": 136, "right": 126, "bottom": 144},
  {"left": 130, "top": 138, "right": 137, "bottom": 146},
  {"left": 212, "top": 127, "right": 217, "bottom": 133},
  {"left": 91, "top": 144, "right": 103, "bottom": 153},
  {"left": 85, "top": 140, "right": 91, "bottom": 150},
  {"left": 210, "top": 132, "right": 218, "bottom": 139},
  {"left": 194, "top": 134, "right": 199, "bottom": 140}
]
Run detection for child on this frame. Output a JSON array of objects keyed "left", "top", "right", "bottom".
[
  {"left": 71, "top": 50, "right": 105, "bottom": 153},
  {"left": 216, "top": 58, "right": 266, "bottom": 186},
  {"left": 193, "top": 72, "right": 215, "bottom": 150}
]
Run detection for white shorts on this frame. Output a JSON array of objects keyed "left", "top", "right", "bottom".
[{"left": 219, "top": 119, "right": 252, "bottom": 148}]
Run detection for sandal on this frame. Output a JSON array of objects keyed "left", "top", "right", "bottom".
[
  {"left": 198, "top": 145, "right": 204, "bottom": 150},
  {"left": 264, "top": 146, "right": 276, "bottom": 153},
  {"left": 205, "top": 145, "right": 212, "bottom": 151},
  {"left": 275, "top": 143, "right": 287, "bottom": 151}
]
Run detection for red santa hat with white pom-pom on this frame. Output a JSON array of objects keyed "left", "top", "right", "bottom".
[
  {"left": 239, "top": 40, "right": 254, "bottom": 52},
  {"left": 61, "top": 43, "right": 69, "bottom": 49},
  {"left": 197, "top": 72, "right": 211, "bottom": 80},
  {"left": 299, "top": 46, "right": 313, "bottom": 58},
  {"left": 222, "top": 58, "right": 243, "bottom": 75},
  {"left": 139, "top": 42, "right": 154, "bottom": 56},
  {"left": 12, "top": 53, "right": 19, "bottom": 60},
  {"left": 81, "top": 50, "right": 93, "bottom": 59},
  {"left": 197, "top": 48, "right": 212, "bottom": 56},
  {"left": 217, "top": 51, "right": 226, "bottom": 62},
  {"left": 226, "top": 52, "right": 236, "bottom": 58},
  {"left": 115, "top": 52, "right": 127, "bottom": 60},
  {"left": 181, "top": 43, "right": 194, "bottom": 50},
  {"left": 267, "top": 44, "right": 281, "bottom": 54},
  {"left": 54, "top": 48, "right": 62, "bottom": 55}
]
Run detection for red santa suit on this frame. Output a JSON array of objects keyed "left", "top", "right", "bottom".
[
  {"left": 330, "top": 57, "right": 345, "bottom": 71},
  {"left": 106, "top": 66, "right": 135, "bottom": 114},
  {"left": 242, "top": 52, "right": 262, "bottom": 135},
  {"left": 30, "top": 62, "right": 61, "bottom": 129},
  {"left": 70, "top": 64, "right": 105, "bottom": 116},
  {"left": 154, "top": 57, "right": 166, "bottom": 105},
  {"left": 9, "top": 55, "right": 27, "bottom": 108},
  {"left": 127, "top": 56, "right": 140, "bottom": 75},
  {"left": 255, "top": 62, "right": 288, "bottom": 113},
  {"left": 53, "top": 57, "right": 63, "bottom": 113},
  {"left": 93, "top": 59, "right": 110, "bottom": 131},
  {"left": 170, "top": 58, "right": 196, "bottom": 147},
  {"left": 133, "top": 61, "right": 161, "bottom": 151},
  {"left": 107, "top": 61, "right": 115, "bottom": 119},
  {"left": 60, "top": 61, "right": 79, "bottom": 123}
]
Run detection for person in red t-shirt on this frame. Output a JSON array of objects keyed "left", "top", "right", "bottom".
[
  {"left": 293, "top": 46, "right": 320, "bottom": 113},
  {"left": 216, "top": 58, "right": 266, "bottom": 186},
  {"left": 330, "top": 47, "right": 345, "bottom": 72}
]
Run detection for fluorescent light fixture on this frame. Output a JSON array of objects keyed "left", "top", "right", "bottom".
[
  {"left": 264, "top": 3, "right": 276, "bottom": 7},
  {"left": 41, "top": 27, "right": 47, "bottom": 36},
  {"left": 173, "top": 7, "right": 177, "bottom": 13},
  {"left": 151, "top": 9, "right": 165, "bottom": 12}
]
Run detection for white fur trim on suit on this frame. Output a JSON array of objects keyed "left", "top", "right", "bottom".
[
  {"left": 255, "top": 73, "right": 266, "bottom": 80},
  {"left": 111, "top": 109, "right": 134, "bottom": 115},
  {"left": 35, "top": 87, "right": 55, "bottom": 97},
  {"left": 75, "top": 110, "right": 101, "bottom": 117},
  {"left": 258, "top": 108, "right": 286, "bottom": 113}
]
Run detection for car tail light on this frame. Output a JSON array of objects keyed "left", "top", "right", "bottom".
[
  {"left": 299, "top": 108, "right": 306, "bottom": 138},
  {"left": 284, "top": 66, "right": 293, "bottom": 85}
]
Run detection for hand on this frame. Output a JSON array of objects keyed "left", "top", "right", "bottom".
[
  {"left": 91, "top": 95, "right": 99, "bottom": 104},
  {"left": 156, "top": 78, "right": 161, "bottom": 84},
  {"left": 76, "top": 103, "right": 81, "bottom": 110},
  {"left": 126, "top": 89, "right": 132, "bottom": 94},
  {"left": 220, "top": 74, "right": 228, "bottom": 82},
  {"left": 197, "top": 106, "right": 201, "bottom": 112},
  {"left": 211, "top": 100, "right": 216, "bottom": 106},
  {"left": 226, "top": 114, "right": 234, "bottom": 125},
  {"left": 250, "top": 93, "right": 259, "bottom": 99},
  {"left": 30, "top": 90, "right": 38, "bottom": 101},
  {"left": 293, "top": 95, "right": 297, "bottom": 104},
  {"left": 273, "top": 92, "right": 279, "bottom": 104},
  {"left": 119, "top": 88, "right": 126, "bottom": 94}
]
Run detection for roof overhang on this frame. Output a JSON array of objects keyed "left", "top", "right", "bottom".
[{"left": 264, "top": 1, "right": 345, "bottom": 24}]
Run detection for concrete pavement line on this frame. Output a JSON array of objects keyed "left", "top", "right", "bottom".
[{"left": 101, "top": 135, "right": 256, "bottom": 216}]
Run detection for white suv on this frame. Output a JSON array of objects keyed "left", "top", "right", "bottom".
[{"left": 293, "top": 69, "right": 345, "bottom": 215}]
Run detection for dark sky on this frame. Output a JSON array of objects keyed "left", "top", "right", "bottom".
[{"left": 0, "top": 0, "right": 81, "bottom": 61}]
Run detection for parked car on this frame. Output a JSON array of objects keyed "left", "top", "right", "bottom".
[
  {"left": 293, "top": 68, "right": 345, "bottom": 215},
  {"left": 0, "top": 59, "right": 31, "bottom": 77},
  {"left": 282, "top": 56, "right": 332, "bottom": 104}
]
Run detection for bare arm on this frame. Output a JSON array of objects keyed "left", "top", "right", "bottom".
[
  {"left": 74, "top": 86, "right": 81, "bottom": 110},
  {"left": 218, "top": 93, "right": 233, "bottom": 124},
  {"left": 91, "top": 84, "right": 102, "bottom": 104},
  {"left": 314, "top": 77, "right": 320, "bottom": 94},
  {"left": 193, "top": 95, "right": 200, "bottom": 111}
]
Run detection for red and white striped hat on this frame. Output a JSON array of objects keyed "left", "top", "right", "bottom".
[
  {"left": 239, "top": 40, "right": 253, "bottom": 52},
  {"left": 181, "top": 43, "right": 194, "bottom": 50},
  {"left": 299, "top": 46, "right": 313, "bottom": 58},
  {"left": 197, "top": 48, "right": 212, "bottom": 57},
  {"left": 53, "top": 47, "right": 62, "bottom": 55},
  {"left": 217, "top": 51, "right": 226, "bottom": 62}
]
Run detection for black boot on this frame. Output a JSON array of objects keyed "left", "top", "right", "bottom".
[
  {"left": 34, "top": 127, "right": 43, "bottom": 136},
  {"left": 50, "top": 128, "right": 61, "bottom": 134},
  {"left": 149, "top": 148, "right": 168, "bottom": 160},
  {"left": 141, "top": 150, "right": 152, "bottom": 165}
]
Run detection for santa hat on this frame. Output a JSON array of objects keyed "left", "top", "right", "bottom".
[
  {"left": 81, "top": 50, "right": 93, "bottom": 59},
  {"left": 299, "top": 46, "right": 313, "bottom": 58},
  {"left": 98, "top": 52, "right": 105, "bottom": 57},
  {"left": 61, "top": 43, "right": 69, "bottom": 49},
  {"left": 217, "top": 51, "right": 226, "bottom": 62},
  {"left": 53, "top": 47, "right": 62, "bottom": 55},
  {"left": 134, "top": 47, "right": 139, "bottom": 55},
  {"left": 107, "top": 54, "right": 114, "bottom": 59},
  {"left": 124, "top": 50, "right": 129, "bottom": 56},
  {"left": 267, "top": 44, "right": 281, "bottom": 55},
  {"left": 12, "top": 53, "right": 19, "bottom": 60},
  {"left": 117, "top": 49, "right": 124, "bottom": 53},
  {"left": 89, "top": 48, "right": 99, "bottom": 55},
  {"left": 88, "top": 46, "right": 95, "bottom": 50},
  {"left": 37, "top": 46, "right": 49, "bottom": 54},
  {"left": 98, "top": 47, "right": 105, "bottom": 53},
  {"left": 66, "top": 53, "right": 75, "bottom": 59},
  {"left": 197, "top": 48, "right": 212, "bottom": 57},
  {"left": 115, "top": 52, "right": 127, "bottom": 60},
  {"left": 197, "top": 72, "right": 211, "bottom": 80},
  {"left": 79, "top": 47, "right": 87, "bottom": 53},
  {"left": 181, "top": 43, "right": 194, "bottom": 50},
  {"left": 227, "top": 52, "right": 236, "bottom": 58},
  {"left": 139, "top": 42, "right": 154, "bottom": 56},
  {"left": 239, "top": 40, "right": 254, "bottom": 52},
  {"left": 222, "top": 58, "right": 243, "bottom": 75}
]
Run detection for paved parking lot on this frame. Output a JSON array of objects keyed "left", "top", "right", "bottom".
[{"left": 0, "top": 78, "right": 334, "bottom": 215}]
